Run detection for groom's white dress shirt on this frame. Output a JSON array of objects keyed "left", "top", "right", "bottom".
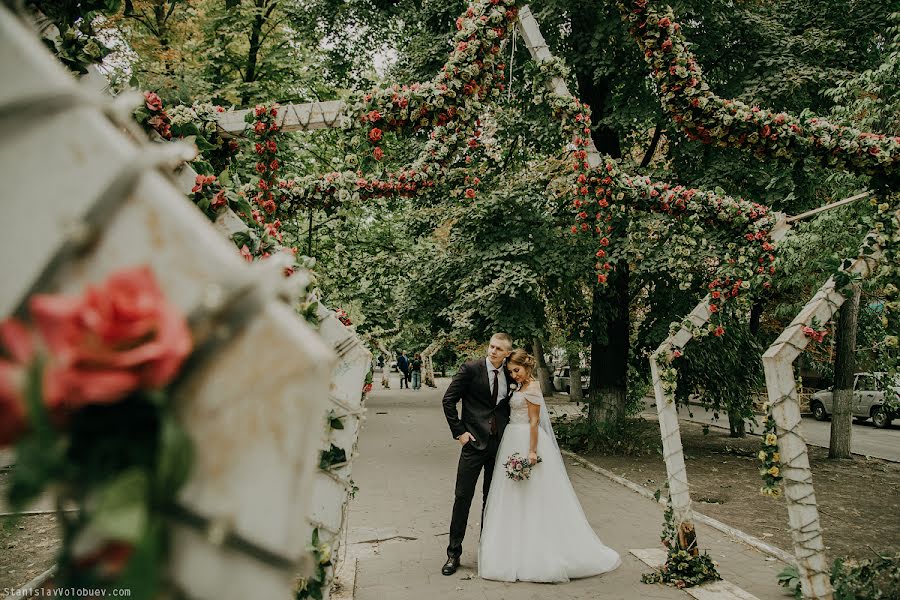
[{"left": 485, "top": 357, "right": 507, "bottom": 404}]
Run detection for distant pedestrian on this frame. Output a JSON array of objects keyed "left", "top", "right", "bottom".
[
  {"left": 380, "top": 354, "right": 390, "bottom": 389},
  {"left": 398, "top": 351, "right": 410, "bottom": 389},
  {"left": 411, "top": 353, "right": 423, "bottom": 390}
]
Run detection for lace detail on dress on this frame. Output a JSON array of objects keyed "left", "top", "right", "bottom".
[
  {"left": 509, "top": 392, "right": 530, "bottom": 424},
  {"left": 509, "top": 385, "right": 542, "bottom": 424}
]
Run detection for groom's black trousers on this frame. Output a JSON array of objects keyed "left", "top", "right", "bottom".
[{"left": 447, "top": 433, "right": 501, "bottom": 559}]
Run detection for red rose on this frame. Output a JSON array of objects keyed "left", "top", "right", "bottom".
[
  {"left": 211, "top": 191, "right": 227, "bottom": 210},
  {"left": 714, "top": 326, "right": 725, "bottom": 337},
  {"left": 266, "top": 140, "right": 278, "bottom": 153},
  {"left": 270, "top": 106, "right": 278, "bottom": 117},
  {"left": 254, "top": 121, "right": 267, "bottom": 134},
  {"left": 661, "top": 39, "right": 673, "bottom": 52},
  {"left": 597, "top": 274, "right": 607, "bottom": 284},
  {"left": 256, "top": 162, "right": 267, "bottom": 174},
  {"left": 369, "top": 128, "right": 383, "bottom": 143},
  {"left": 368, "top": 110, "right": 382, "bottom": 123},
  {"left": 254, "top": 105, "right": 266, "bottom": 118},
  {"left": 269, "top": 159, "right": 280, "bottom": 171},
  {"left": 373, "top": 147, "right": 384, "bottom": 161},
  {"left": 29, "top": 267, "right": 192, "bottom": 413},
  {"left": 658, "top": 17, "right": 671, "bottom": 28},
  {"left": 599, "top": 237, "right": 609, "bottom": 246},
  {"left": 465, "top": 188, "right": 476, "bottom": 199},
  {"left": 144, "top": 91, "right": 163, "bottom": 112}
]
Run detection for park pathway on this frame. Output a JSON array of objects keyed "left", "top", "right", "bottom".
[{"left": 343, "top": 377, "right": 792, "bottom": 600}]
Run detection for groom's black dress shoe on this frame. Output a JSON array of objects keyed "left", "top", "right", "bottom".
[{"left": 441, "top": 556, "right": 460, "bottom": 576}]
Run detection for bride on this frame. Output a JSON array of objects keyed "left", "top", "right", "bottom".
[{"left": 478, "top": 349, "right": 621, "bottom": 582}]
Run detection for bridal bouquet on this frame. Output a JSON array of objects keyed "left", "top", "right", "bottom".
[{"left": 503, "top": 452, "right": 542, "bottom": 481}]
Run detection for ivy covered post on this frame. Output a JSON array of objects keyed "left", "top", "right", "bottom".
[
  {"left": 299, "top": 305, "right": 371, "bottom": 600},
  {"left": 762, "top": 214, "right": 898, "bottom": 600}
]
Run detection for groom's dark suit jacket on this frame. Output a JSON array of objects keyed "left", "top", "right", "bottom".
[{"left": 442, "top": 358, "right": 514, "bottom": 451}]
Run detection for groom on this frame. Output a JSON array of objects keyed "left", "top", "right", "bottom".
[{"left": 441, "top": 332, "right": 514, "bottom": 575}]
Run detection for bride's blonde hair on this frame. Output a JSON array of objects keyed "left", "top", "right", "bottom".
[{"left": 507, "top": 349, "right": 536, "bottom": 385}]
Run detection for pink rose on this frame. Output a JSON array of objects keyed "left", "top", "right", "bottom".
[
  {"left": 144, "top": 92, "right": 163, "bottom": 112},
  {"left": 29, "top": 266, "right": 192, "bottom": 412},
  {"left": 0, "top": 320, "right": 35, "bottom": 445}
]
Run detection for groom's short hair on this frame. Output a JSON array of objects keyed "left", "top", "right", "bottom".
[{"left": 491, "top": 332, "right": 513, "bottom": 349}]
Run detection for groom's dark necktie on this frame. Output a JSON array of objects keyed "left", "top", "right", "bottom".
[{"left": 490, "top": 368, "right": 499, "bottom": 435}]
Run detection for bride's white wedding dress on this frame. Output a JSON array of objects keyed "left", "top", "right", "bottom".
[{"left": 478, "top": 384, "right": 621, "bottom": 582}]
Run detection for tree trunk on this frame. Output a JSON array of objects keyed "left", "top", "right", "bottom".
[
  {"left": 588, "top": 266, "right": 629, "bottom": 425},
  {"left": 567, "top": 346, "right": 584, "bottom": 403},
  {"left": 531, "top": 339, "right": 554, "bottom": 396},
  {"left": 829, "top": 284, "right": 861, "bottom": 459},
  {"left": 727, "top": 409, "right": 746, "bottom": 437},
  {"left": 241, "top": 0, "right": 267, "bottom": 106}
]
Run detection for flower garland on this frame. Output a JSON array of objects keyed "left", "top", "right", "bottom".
[
  {"left": 616, "top": 0, "right": 900, "bottom": 179},
  {"left": 546, "top": 95, "right": 778, "bottom": 328},
  {"left": 270, "top": 0, "right": 522, "bottom": 214},
  {"left": 0, "top": 267, "right": 193, "bottom": 594},
  {"left": 758, "top": 402, "right": 784, "bottom": 497}
]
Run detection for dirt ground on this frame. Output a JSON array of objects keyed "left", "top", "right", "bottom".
[
  {"left": 581, "top": 418, "right": 900, "bottom": 562},
  {"left": 0, "top": 470, "right": 60, "bottom": 591}
]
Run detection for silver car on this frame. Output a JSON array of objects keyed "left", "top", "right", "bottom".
[
  {"left": 810, "top": 372, "right": 899, "bottom": 428},
  {"left": 552, "top": 366, "right": 590, "bottom": 395}
]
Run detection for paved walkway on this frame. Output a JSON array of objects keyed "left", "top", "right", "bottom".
[{"left": 345, "top": 380, "right": 792, "bottom": 600}]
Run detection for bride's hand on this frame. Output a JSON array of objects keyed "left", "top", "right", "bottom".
[{"left": 528, "top": 451, "right": 537, "bottom": 465}]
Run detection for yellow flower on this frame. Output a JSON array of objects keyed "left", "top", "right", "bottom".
[
  {"left": 319, "top": 544, "right": 332, "bottom": 565},
  {"left": 768, "top": 466, "right": 780, "bottom": 477},
  {"left": 772, "top": 452, "right": 780, "bottom": 463},
  {"left": 758, "top": 451, "right": 767, "bottom": 461},
  {"left": 765, "top": 433, "right": 778, "bottom": 446}
]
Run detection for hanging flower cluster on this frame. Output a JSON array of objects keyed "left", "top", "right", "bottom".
[
  {"left": 758, "top": 402, "right": 783, "bottom": 498},
  {"left": 245, "top": 104, "right": 284, "bottom": 216},
  {"left": 617, "top": 0, "right": 900, "bottom": 179}
]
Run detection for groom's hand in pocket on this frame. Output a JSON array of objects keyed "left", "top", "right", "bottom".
[{"left": 457, "top": 432, "right": 475, "bottom": 446}]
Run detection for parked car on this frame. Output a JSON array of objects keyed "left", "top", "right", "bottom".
[
  {"left": 552, "top": 366, "right": 590, "bottom": 394},
  {"left": 809, "top": 372, "right": 899, "bottom": 428}
]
